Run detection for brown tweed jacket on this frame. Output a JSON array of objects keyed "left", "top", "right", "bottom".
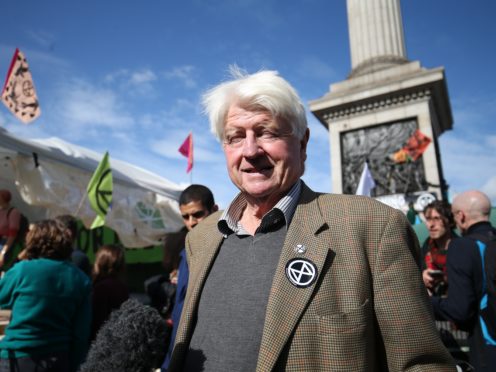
[{"left": 169, "top": 184, "right": 456, "bottom": 371}]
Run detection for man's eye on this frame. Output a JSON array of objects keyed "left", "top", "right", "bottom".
[
  {"left": 181, "top": 211, "right": 206, "bottom": 219},
  {"left": 192, "top": 211, "right": 206, "bottom": 219},
  {"left": 225, "top": 135, "right": 244, "bottom": 144},
  {"left": 260, "top": 131, "right": 276, "bottom": 138}
]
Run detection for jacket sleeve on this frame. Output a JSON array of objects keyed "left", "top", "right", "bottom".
[
  {"left": 431, "top": 238, "right": 479, "bottom": 328},
  {"left": 372, "top": 209, "right": 455, "bottom": 371}
]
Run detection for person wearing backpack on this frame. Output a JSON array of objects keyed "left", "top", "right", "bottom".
[
  {"left": 431, "top": 190, "right": 496, "bottom": 371},
  {"left": 0, "top": 189, "right": 23, "bottom": 271}
]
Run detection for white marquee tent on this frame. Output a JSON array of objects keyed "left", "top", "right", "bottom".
[{"left": 0, "top": 127, "right": 184, "bottom": 248}]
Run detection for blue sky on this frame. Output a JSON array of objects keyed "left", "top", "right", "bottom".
[{"left": 1, "top": 0, "right": 495, "bottom": 208}]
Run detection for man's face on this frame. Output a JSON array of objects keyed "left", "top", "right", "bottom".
[
  {"left": 180, "top": 200, "right": 212, "bottom": 231},
  {"left": 424, "top": 208, "right": 448, "bottom": 240},
  {"left": 222, "top": 104, "right": 308, "bottom": 205}
]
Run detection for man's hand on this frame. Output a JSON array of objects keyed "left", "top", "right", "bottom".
[
  {"left": 422, "top": 269, "right": 444, "bottom": 293},
  {"left": 422, "top": 269, "right": 436, "bottom": 289}
]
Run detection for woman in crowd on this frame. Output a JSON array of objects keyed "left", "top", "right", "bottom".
[
  {"left": 421, "top": 200, "right": 457, "bottom": 296},
  {"left": 0, "top": 219, "right": 91, "bottom": 372},
  {"left": 420, "top": 201, "right": 467, "bottom": 362},
  {"left": 91, "top": 244, "right": 129, "bottom": 340}
]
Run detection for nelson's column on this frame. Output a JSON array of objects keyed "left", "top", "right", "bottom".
[{"left": 309, "top": 0, "right": 453, "bottom": 208}]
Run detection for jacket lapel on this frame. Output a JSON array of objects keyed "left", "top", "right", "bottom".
[
  {"left": 171, "top": 217, "right": 224, "bottom": 367},
  {"left": 186, "top": 232, "right": 223, "bottom": 317},
  {"left": 256, "top": 184, "right": 332, "bottom": 371}
]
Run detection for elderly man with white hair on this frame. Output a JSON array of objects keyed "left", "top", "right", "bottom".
[
  {"left": 432, "top": 190, "right": 496, "bottom": 371},
  {"left": 168, "top": 67, "right": 455, "bottom": 372}
]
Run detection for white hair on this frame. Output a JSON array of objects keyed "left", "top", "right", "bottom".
[{"left": 202, "top": 66, "right": 308, "bottom": 141}]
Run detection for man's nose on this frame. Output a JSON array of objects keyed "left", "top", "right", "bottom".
[{"left": 242, "top": 134, "right": 262, "bottom": 158}]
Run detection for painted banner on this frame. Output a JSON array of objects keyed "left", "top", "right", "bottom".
[{"left": 1, "top": 48, "right": 41, "bottom": 123}]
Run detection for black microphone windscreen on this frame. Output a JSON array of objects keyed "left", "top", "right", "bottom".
[{"left": 80, "top": 298, "right": 168, "bottom": 372}]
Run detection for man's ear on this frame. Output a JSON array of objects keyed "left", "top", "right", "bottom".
[
  {"left": 212, "top": 204, "right": 219, "bottom": 213},
  {"left": 301, "top": 128, "right": 310, "bottom": 161}
]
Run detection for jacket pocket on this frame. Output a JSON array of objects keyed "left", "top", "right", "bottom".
[
  {"left": 314, "top": 300, "right": 373, "bottom": 370},
  {"left": 317, "top": 299, "right": 371, "bottom": 335}
]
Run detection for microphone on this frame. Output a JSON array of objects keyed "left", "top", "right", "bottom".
[{"left": 80, "top": 298, "right": 169, "bottom": 372}]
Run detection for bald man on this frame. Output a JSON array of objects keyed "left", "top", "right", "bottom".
[{"left": 431, "top": 190, "right": 496, "bottom": 371}]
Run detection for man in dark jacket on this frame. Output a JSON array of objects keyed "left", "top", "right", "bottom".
[
  {"left": 431, "top": 190, "right": 496, "bottom": 371},
  {"left": 161, "top": 184, "right": 217, "bottom": 371}
]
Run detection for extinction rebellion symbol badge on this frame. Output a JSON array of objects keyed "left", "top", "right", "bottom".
[{"left": 285, "top": 258, "right": 318, "bottom": 288}]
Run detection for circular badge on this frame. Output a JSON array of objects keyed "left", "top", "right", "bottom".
[{"left": 285, "top": 258, "right": 318, "bottom": 288}]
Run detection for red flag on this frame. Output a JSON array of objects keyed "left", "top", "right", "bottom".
[
  {"left": 389, "top": 129, "right": 431, "bottom": 163},
  {"left": 1, "top": 48, "right": 41, "bottom": 124},
  {"left": 403, "top": 129, "right": 431, "bottom": 161},
  {"left": 178, "top": 133, "right": 193, "bottom": 173}
]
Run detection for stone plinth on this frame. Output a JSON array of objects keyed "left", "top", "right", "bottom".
[{"left": 309, "top": 61, "right": 452, "bottom": 198}]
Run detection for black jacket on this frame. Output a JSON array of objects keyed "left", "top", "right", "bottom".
[{"left": 431, "top": 221, "right": 496, "bottom": 371}]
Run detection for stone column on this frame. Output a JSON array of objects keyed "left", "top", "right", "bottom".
[{"left": 347, "top": 0, "right": 407, "bottom": 76}]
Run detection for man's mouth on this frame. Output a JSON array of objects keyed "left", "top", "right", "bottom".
[{"left": 242, "top": 165, "right": 272, "bottom": 173}]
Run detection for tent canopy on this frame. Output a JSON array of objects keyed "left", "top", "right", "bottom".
[{"left": 0, "top": 128, "right": 184, "bottom": 248}]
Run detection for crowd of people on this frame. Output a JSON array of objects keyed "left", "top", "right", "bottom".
[
  {"left": 0, "top": 199, "right": 131, "bottom": 371},
  {"left": 0, "top": 68, "right": 494, "bottom": 372}
]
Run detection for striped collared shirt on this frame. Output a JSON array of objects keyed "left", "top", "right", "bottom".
[{"left": 218, "top": 180, "right": 302, "bottom": 236}]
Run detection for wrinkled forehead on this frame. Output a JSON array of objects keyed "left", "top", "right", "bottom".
[{"left": 224, "top": 103, "right": 291, "bottom": 131}]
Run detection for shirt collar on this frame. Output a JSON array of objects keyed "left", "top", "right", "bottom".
[{"left": 218, "top": 180, "right": 302, "bottom": 236}]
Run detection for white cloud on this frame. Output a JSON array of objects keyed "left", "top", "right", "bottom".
[
  {"left": 451, "top": 96, "right": 496, "bottom": 133},
  {"left": 52, "top": 79, "right": 135, "bottom": 137},
  {"left": 439, "top": 133, "right": 496, "bottom": 203},
  {"left": 441, "top": 95, "right": 496, "bottom": 203},
  {"left": 103, "top": 68, "right": 130, "bottom": 83},
  {"left": 135, "top": 98, "right": 201, "bottom": 132},
  {"left": 481, "top": 176, "right": 496, "bottom": 202},
  {"left": 163, "top": 66, "right": 197, "bottom": 88},
  {"left": 486, "top": 135, "right": 496, "bottom": 148},
  {"left": 104, "top": 68, "right": 158, "bottom": 95},
  {"left": 129, "top": 69, "right": 157, "bottom": 85},
  {"left": 104, "top": 69, "right": 129, "bottom": 83}
]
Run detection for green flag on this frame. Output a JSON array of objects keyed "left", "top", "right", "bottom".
[{"left": 87, "top": 151, "right": 113, "bottom": 229}]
